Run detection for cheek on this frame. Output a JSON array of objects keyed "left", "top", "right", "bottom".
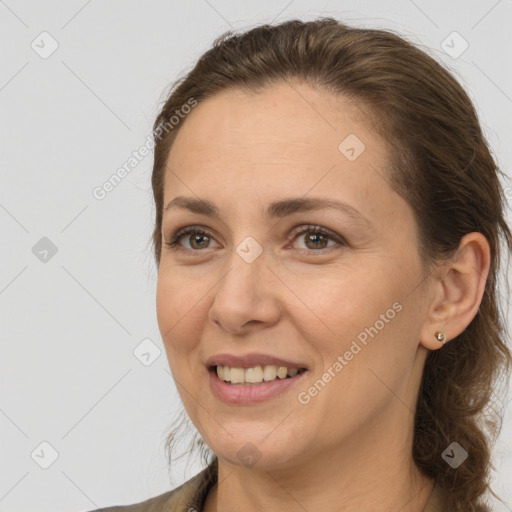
[
  {"left": 288, "top": 261, "right": 395, "bottom": 336},
  {"left": 156, "top": 272, "right": 205, "bottom": 353},
  {"left": 156, "top": 278, "right": 178, "bottom": 341},
  {"left": 291, "top": 258, "right": 416, "bottom": 379}
]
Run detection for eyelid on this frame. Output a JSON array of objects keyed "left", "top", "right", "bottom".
[
  {"left": 164, "top": 223, "right": 347, "bottom": 254},
  {"left": 165, "top": 225, "right": 221, "bottom": 253},
  {"left": 289, "top": 224, "right": 345, "bottom": 242}
]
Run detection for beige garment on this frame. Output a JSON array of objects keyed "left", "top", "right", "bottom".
[{"left": 86, "top": 461, "right": 449, "bottom": 512}]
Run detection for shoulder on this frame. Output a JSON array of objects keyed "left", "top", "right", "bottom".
[
  {"left": 422, "top": 482, "right": 446, "bottom": 512},
  {"left": 423, "top": 482, "right": 491, "bottom": 512},
  {"left": 83, "top": 463, "right": 217, "bottom": 512},
  {"left": 83, "top": 488, "right": 175, "bottom": 512}
]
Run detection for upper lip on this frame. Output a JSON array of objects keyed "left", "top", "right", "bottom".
[{"left": 206, "top": 353, "right": 308, "bottom": 370}]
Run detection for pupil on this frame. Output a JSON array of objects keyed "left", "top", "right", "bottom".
[
  {"left": 308, "top": 233, "right": 326, "bottom": 249},
  {"left": 192, "top": 234, "right": 208, "bottom": 249}
]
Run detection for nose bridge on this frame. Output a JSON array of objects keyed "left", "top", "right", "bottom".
[
  {"left": 216, "top": 239, "right": 266, "bottom": 305},
  {"left": 209, "top": 238, "right": 280, "bottom": 333}
]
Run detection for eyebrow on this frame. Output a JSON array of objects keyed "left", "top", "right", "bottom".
[{"left": 164, "top": 196, "right": 374, "bottom": 227}]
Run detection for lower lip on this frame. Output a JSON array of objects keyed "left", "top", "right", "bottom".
[{"left": 209, "top": 368, "right": 308, "bottom": 405}]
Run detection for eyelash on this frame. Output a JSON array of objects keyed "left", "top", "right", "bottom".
[{"left": 164, "top": 224, "right": 347, "bottom": 256}]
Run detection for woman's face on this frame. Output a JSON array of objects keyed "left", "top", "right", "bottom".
[{"left": 156, "top": 81, "right": 433, "bottom": 471}]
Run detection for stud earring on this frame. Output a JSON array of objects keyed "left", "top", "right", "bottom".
[{"left": 435, "top": 331, "right": 446, "bottom": 343}]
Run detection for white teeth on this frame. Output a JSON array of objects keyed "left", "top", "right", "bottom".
[
  {"left": 276, "top": 366, "right": 287, "bottom": 379},
  {"left": 216, "top": 365, "right": 304, "bottom": 384},
  {"left": 230, "top": 367, "right": 245, "bottom": 384},
  {"left": 263, "top": 365, "right": 277, "bottom": 381},
  {"left": 245, "top": 366, "right": 263, "bottom": 383}
]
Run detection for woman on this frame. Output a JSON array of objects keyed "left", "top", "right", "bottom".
[{"left": 89, "top": 17, "right": 511, "bottom": 512}]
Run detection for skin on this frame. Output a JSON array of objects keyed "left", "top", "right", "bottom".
[{"left": 155, "top": 81, "right": 490, "bottom": 512}]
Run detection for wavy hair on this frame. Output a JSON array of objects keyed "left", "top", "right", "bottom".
[{"left": 150, "top": 18, "right": 512, "bottom": 511}]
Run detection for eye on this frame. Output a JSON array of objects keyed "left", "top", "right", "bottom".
[
  {"left": 163, "top": 224, "right": 347, "bottom": 255},
  {"left": 288, "top": 224, "right": 347, "bottom": 253},
  {"left": 164, "top": 226, "right": 220, "bottom": 253}
]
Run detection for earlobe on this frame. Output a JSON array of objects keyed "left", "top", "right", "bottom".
[
  {"left": 434, "top": 331, "right": 446, "bottom": 344},
  {"left": 420, "top": 329, "right": 449, "bottom": 351},
  {"left": 419, "top": 232, "right": 491, "bottom": 351}
]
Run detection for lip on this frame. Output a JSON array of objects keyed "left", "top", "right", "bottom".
[
  {"left": 208, "top": 366, "right": 308, "bottom": 405},
  {"left": 205, "top": 352, "right": 308, "bottom": 370}
]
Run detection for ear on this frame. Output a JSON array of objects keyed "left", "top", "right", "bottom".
[{"left": 419, "top": 232, "right": 491, "bottom": 350}]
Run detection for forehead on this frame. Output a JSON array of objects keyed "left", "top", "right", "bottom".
[
  {"left": 169, "top": 81, "right": 383, "bottom": 161},
  {"left": 163, "top": 82, "right": 396, "bottom": 223}
]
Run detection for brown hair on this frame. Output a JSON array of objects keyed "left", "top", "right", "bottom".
[{"left": 151, "top": 18, "right": 512, "bottom": 511}]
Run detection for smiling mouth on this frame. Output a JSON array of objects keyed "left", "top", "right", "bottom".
[{"left": 210, "top": 365, "right": 308, "bottom": 385}]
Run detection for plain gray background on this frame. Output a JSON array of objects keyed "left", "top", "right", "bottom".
[{"left": 1, "top": 1, "right": 511, "bottom": 511}]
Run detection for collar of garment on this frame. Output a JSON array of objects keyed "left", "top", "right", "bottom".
[{"left": 143, "top": 460, "right": 447, "bottom": 512}]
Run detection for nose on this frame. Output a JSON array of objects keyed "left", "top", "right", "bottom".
[{"left": 208, "top": 250, "right": 282, "bottom": 335}]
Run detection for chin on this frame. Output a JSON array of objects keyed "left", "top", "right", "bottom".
[{"left": 208, "top": 432, "right": 307, "bottom": 472}]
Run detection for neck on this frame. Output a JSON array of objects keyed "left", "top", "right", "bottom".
[{"left": 203, "top": 407, "right": 435, "bottom": 512}]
